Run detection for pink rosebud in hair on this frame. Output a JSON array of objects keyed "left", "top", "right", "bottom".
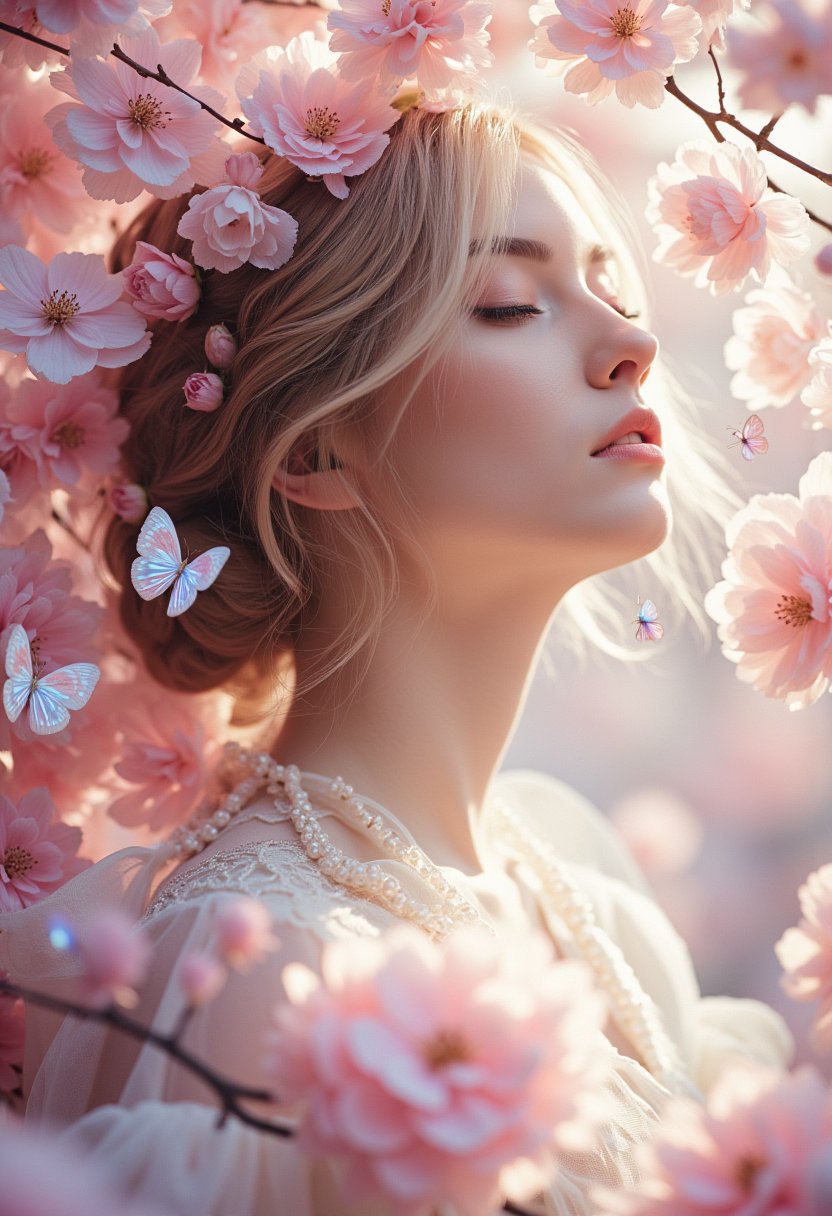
[
  {"left": 123, "top": 241, "right": 201, "bottom": 322},
  {"left": 816, "top": 245, "right": 832, "bottom": 277},
  {"left": 224, "top": 152, "right": 264, "bottom": 191},
  {"left": 183, "top": 372, "right": 224, "bottom": 412},
  {"left": 109, "top": 481, "right": 148, "bottom": 523},
  {"left": 204, "top": 324, "right": 237, "bottom": 370}
]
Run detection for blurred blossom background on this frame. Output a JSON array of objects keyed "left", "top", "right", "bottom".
[{"left": 484, "top": 1, "right": 832, "bottom": 1072}]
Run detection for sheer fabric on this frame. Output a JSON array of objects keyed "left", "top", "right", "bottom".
[{"left": 0, "top": 768, "right": 793, "bottom": 1215}]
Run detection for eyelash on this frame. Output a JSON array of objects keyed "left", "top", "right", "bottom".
[{"left": 472, "top": 303, "right": 642, "bottom": 324}]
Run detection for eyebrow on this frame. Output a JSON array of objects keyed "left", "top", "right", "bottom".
[{"left": 468, "top": 237, "right": 614, "bottom": 265}]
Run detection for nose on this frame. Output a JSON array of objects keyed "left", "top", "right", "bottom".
[{"left": 585, "top": 316, "right": 659, "bottom": 392}]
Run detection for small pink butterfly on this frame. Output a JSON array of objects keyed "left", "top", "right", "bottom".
[
  {"left": 728, "top": 414, "right": 768, "bottom": 461},
  {"left": 634, "top": 598, "right": 664, "bottom": 642},
  {"left": 3, "top": 624, "right": 100, "bottom": 736},
  {"left": 131, "top": 506, "right": 230, "bottom": 618}
]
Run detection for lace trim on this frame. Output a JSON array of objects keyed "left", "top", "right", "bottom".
[{"left": 143, "top": 839, "right": 386, "bottom": 939}]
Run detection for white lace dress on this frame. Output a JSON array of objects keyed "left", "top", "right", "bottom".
[{"left": 0, "top": 768, "right": 792, "bottom": 1216}]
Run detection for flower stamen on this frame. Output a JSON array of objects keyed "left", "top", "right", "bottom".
[
  {"left": 51, "top": 421, "right": 86, "bottom": 450},
  {"left": 735, "top": 1154, "right": 766, "bottom": 1193},
  {"left": 17, "top": 147, "right": 54, "bottom": 179},
  {"left": 128, "top": 94, "right": 170, "bottom": 131},
  {"left": 1, "top": 845, "right": 35, "bottom": 880},
  {"left": 422, "top": 1028, "right": 472, "bottom": 1070},
  {"left": 40, "top": 289, "right": 80, "bottom": 327},
  {"left": 610, "top": 7, "right": 642, "bottom": 37},
  {"left": 774, "top": 594, "right": 813, "bottom": 628},
  {"left": 304, "top": 106, "right": 341, "bottom": 141}
]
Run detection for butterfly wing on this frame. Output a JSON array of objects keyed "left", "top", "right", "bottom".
[
  {"left": 741, "top": 436, "right": 768, "bottom": 460},
  {"left": 135, "top": 506, "right": 182, "bottom": 563},
  {"left": 28, "top": 663, "right": 101, "bottom": 736},
  {"left": 2, "top": 624, "right": 33, "bottom": 724},
  {"left": 742, "top": 414, "right": 766, "bottom": 440},
  {"left": 167, "top": 546, "right": 231, "bottom": 618},
  {"left": 634, "top": 600, "right": 663, "bottom": 642},
  {"left": 131, "top": 553, "right": 182, "bottom": 601}
]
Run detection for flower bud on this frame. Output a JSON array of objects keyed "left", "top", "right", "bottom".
[
  {"left": 815, "top": 244, "right": 832, "bottom": 276},
  {"left": 204, "top": 324, "right": 237, "bottom": 370},
  {"left": 179, "top": 952, "right": 227, "bottom": 1008},
  {"left": 183, "top": 372, "right": 224, "bottom": 412},
  {"left": 109, "top": 481, "right": 148, "bottom": 523},
  {"left": 124, "top": 241, "right": 200, "bottom": 321},
  {"left": 215, "top": 897, "right": 278, "bottom": 970}
]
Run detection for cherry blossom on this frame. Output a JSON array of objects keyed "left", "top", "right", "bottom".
[
  {"left": 204, "top": 323, "right": 236, "bottom": 369},
  {"left": 64, "top": 908, "right": 151, "bottom": 1008},
  {"left": 646, "top": 141, "right": 810, "bottom": 294},
  {"left": 176, "top": 152, "right": 299, "bottom": 271},
  {"left": 0, "top": 468, "right": 11, "bottom": 526},
  {"left": 37, "top": 0, "right": 173, "bottom": 59},
  {"left": 776, "top": 863, "right": 832, "bottom": 1052},
  {"left": 183, "top": 371, "right": 223, "bottom": 411},
  {"left": 0, "top": 77, "right": 89, "bottom": 239},
  {"left": 0, "top": 788, "right": 89, "bottom": 912},
  {"left": 268, "top": 925, "right": 611, "bottom": 1215},
  {"left": 123, "top": 241, "right": 201, "bottom": 322},
  {"left": 154, "top": 0, "right": 277, "bottom": 93},
  {"left": 7, "top": 371, "right": 129, "bottom": 491},
  {"left": 46, "top": 27, "right": 227, "bottom": 204},
  {"left": 178, "top": 951, "right": 227, "bottom": 1007},
  {"left": 724, "top": 283, "right": 827, "bottom": 411},
  {"left": 0, "top": 376, "right": 41, "bottom": 512},
  {"left": 0, "top": 977, "right": 25, "bottom": 1091},
  {"left": 595, "top": 1062, "right": 832, "bottom": 1215},
  {"left": 529, "top": 0, "right": 701, "bottom": 109},
  {"left": 704, "top": 451, "right": 832, "bottom": 708},
  {"left": 0, "top": 4, "right": 56, "bottom": 71},
  {"left": 802, "top": 339, "right": 832, "bottom": 429},
  {"left": 0, "top": 246, "right": 150, "bottom": 385},
  {"left": 109, "top": 480, "right": 148, "bottom": 522},
  {"left": 239, "top": 33, "right": 401, "bottom": 200},
  {"left": 214, "top": 897, "right": 278, "bottom": 970},
  {"left": 727, "top": 0, "right": 832, "bottom": 116},
  {"left": 683, "top": 0, "right": 747, "bottom": 49},
  {"left": 327, "top": 0, "right": 494, "bottom": 94}
]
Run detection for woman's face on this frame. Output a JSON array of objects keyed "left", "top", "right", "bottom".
[{"left": 370, "top": 157, "right": 670, "bottom": 608}]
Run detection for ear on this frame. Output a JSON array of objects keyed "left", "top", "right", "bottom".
[{"left": 271, "top": 464, "right": 362, "bottom": 512}]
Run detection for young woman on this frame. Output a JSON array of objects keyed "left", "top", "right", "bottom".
[{"left": 1, "top": 101, "right": 792, "bottom": 1214}]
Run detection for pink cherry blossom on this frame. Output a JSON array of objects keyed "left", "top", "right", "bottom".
[
  {"left": 802, "top": 339, "right": 832, "bottom": 430},
  {"left": 109, "top": 693, "right": 225, "bottom": 830},
  {"left": 0, "top": 246, "right": 150, "bottom": 385},
  {"left": 646, "top": 141, "right": 810, "bottom": 294},
  {"left": 682, "top": 0, "right": 746, "bottom": 49},
  {"left": 183, "top": 371, "right": 223, "bottom": 411},
  {"left": 0, "top": 4, "right": 56, "bottom": 71},
  {"left": 239, "top": 32, "right": 401, "bottom": 200},
  {"left": 529, "top": 0, "right": 701, "bottom": 109},
  {"left": 327, "top": 0, "right": 494, "bottom": 94},
  {"left": 0, "top": 76, "right": 89, "bottom": 238},
  {"left": 204, "top": 323, "right": 236, "bottom": 369},
  {"left": 724, "top": 283, "right": 827, "bottom": 410},
  {"left": 176, "top": 152, "right": 299, "bottom": 271},
  {"left": 0, "top": 979, "right": 25, "bottom": 1091},
  {"left": 36, "top": 0, "right": 173, "bottom": 58},
  {"left": 123, "top": 241, "right": 201, "bottom": 322},
  {"left": 608, "top": 787, "right": 703, "bottom": 878},
  {"left": 46, "top": 27, "right": 227, "bottom": 204},
  {"left": 727, "top": 0, "right": 832, "bottom": 116},
  {"left": 0, "top": 377, "right": 41, "bottom": 512},
  {"left": 0, "top": 788, "right": 89, "bottom": 913},
  {"left": 704, "top": 451, "right": 832, "bottom": 708},
  {"left": 7, "top": 371, "right": 129, "bottom": 490},
  {"left": 268, "top": 925, "right": 611, "bottom": 1215},
  {"left": 594, "top": 1062, "right": 832, "bottom": 1216},
  {"left": 109, "top": 479, "right": 148, "bottom": 522},
  {"left": 214, "top": 897, "right": 278, "bottom": 970},
  {"left": 178, "top": 951, "right": 227, "bottom": 1007},
  {"left": 776, "top": 863, "right": 832, "bottom": 1052},
  {"left": 154, "top": 0, "right": 277, "bottom": 93},
  {"left": 62, "top": 908, "right": 151, "bottom": 1009}
]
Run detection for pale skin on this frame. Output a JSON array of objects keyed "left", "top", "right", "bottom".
[{"left": 269, "top": 157, "right": 669, "bottom": 878}]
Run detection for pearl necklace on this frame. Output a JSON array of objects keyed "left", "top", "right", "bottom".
[{"left": 167, "top": 743, "right": 690, "bottom": 1093}]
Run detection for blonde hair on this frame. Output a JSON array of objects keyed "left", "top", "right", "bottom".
[{"left": 103, "top": 99, "right": 737, "bottom": 713}]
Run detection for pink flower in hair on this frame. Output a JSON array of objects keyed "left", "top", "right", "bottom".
[
  {"left": 727, "top": 0, "right": 832, "bottom": 117},
  {"left": 123, "top": 242, "right": 201, "bottom": 322},
  {"left": 239, "top": 32, "right": 401, "bottom": 200},
  {"left": 327, "top": 0, "right": 494, "bottom": 94},
  {"left": 0, "top": 981, "right": 25, "bottom": 1091},
  {"left": 776, "top": 863, "right": 832, "bottom": 1053},
  {"left": 0, "top": 788, "right": 89, "bottom": 913},
  {"left": 0, "top": 246, "right": 150, "bottom": 385},
  {"left": 46, "top": 27, "right": 226, "bottom": 203},
  {"left": 647, "top": 141, "right": 810, "bottom": 294},
  {"left": 704, "top": 451, "right": 832, "bottom": 708},
  {"left": 177, "top": 152, "right": 299, "bottom": 272},
  {"left": 724, "top": 283, "right": 827, "bottom": 411},
  {"left": 183, "top": 371, "right": 224, "bottom": 411},
  {"left": 268, "top": 925, "right": 611, "bottom": 1214},
  {"left": 803, "top": 339, "right": 832, "bottom": 430},
  {"left": 8, "top": 371, "right": 129, "bottom": 491},
  {"left": 594, "top": 1062, "right": 832, "bottom": 1216},
  {"left": 529, "top": 0, "right": 701, "bottom": 109},
  {"left": 204, "top": 323, "right": 237, "bottom": 369},
  {"left": 109, "top": 480, "right": 148, "bottom": 522}
]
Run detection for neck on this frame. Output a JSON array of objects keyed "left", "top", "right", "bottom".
[{"left": 271, "top": 574, "right": 563, "bottom": 875}]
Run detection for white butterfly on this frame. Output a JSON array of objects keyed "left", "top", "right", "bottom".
[
  {"left": 131, "top": 505, "right": 230, "bottom": 618},
  {"left": 3, "top": 624, "right": 100, "bottom": 736}
]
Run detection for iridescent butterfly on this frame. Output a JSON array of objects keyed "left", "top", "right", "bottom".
[
  {"left": 131, "top": 506, "right": 230, "bottom": 618},
  {"left": 3, "top": 623, "right": 100, "bottom": 736},
  {"left": 634, "top": 598, "right": 664, "bottom": 642},
  {"left": 727, "top": 414, "right": 768, "bottom": 461}
]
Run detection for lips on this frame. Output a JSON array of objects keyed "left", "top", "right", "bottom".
[{"left": 591, "top": 407, "right": 662, "bottom": 456}]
